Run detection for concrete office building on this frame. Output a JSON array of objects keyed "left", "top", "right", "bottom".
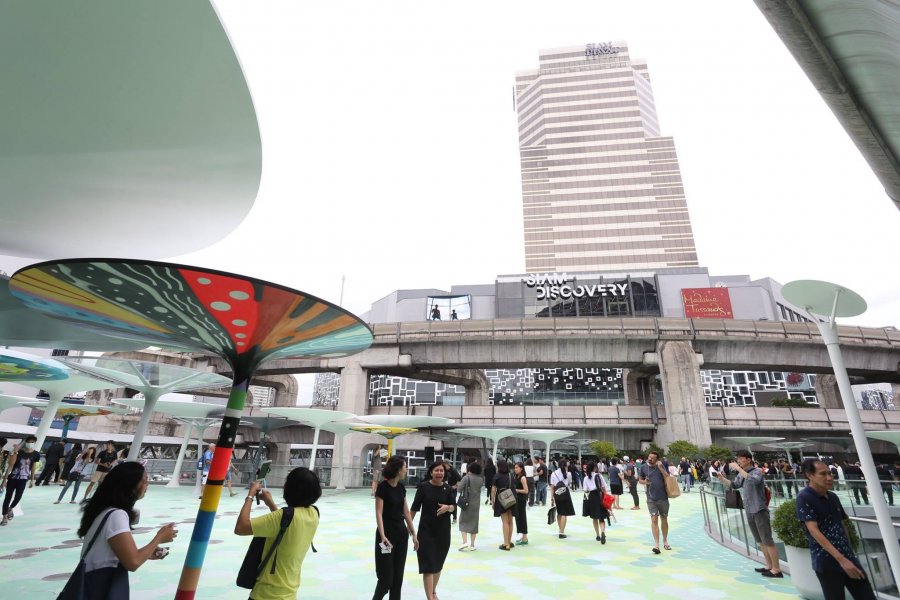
[{"left": 516, "top": 42, "right": 699, "bottom": 273}]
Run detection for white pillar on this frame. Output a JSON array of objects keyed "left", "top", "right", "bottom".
[
  {"left": 308, "top": 427, "right": 321, "bottom": 470},
  {"left": 818, "top": 321, "right": 900, "bottom": 587},
  {"left": 34, "top": 391, "right": 64, "bottom": 449},
  {"left": 127, "top": 390, "right": 161, "bottom": 461},
  {"left": 334, "top": 432, "right": 346, "bottom": 490},
  {"left": 166, "top": 421, "right": 194, "bottom": 488}
]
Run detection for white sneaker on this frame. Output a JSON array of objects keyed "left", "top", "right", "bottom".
[{"left": 458, "top": 544, "right": 470, "bottom": 551}]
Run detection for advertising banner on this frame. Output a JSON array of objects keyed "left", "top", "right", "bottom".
[{"left": 681, "top": 287, "right": 734, "bottom": 319}]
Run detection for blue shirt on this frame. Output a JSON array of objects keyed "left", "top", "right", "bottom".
[
  {"left": 639, "top": 461, "right": 669, "bottom": 502},
  {"left": 796, "top": 486, "right": 858, "bottom": 573},
  {"left": 202, "top": 450, "right": 213, "bottom": 474}
]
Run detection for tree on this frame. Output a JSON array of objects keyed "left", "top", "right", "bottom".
[
  {"left": 643, "top": 442, "right": 665, "bottom": 459},
  {"left": 589, "top": 441, "right": 618, "bottom": 459},
  {"left": 701, "top": 443, "right": 733, "bottom": 462},
  {"left": 667, "top": 440, "right": 700, "bottom": 460}
]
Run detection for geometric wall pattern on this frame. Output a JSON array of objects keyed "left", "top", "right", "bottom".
[{"left": 700, "top": 370, "right": 817, "bottom": 407}]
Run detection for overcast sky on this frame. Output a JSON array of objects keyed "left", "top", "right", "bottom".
[{"left": 3, "top": 1, "right": 898, "bottom": 402}]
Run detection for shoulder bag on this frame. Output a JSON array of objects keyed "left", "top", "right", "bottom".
[
  {"left": 57, "top": 509, "right": 130, "bottom": 600},
  {"left": 553, "top": 471, "right": 570, "bottom": 497},
  {"left": 497, "top": 475, "right": 517, "bottom": 510},
  {"left": 664, "top": 470, "right": 681, "bottom": 499},
  {"left": 457, "top": 477, "right": 470, "bottom": 511},
  {"left": 725, "top": 489, "right": 744, "bottom": 509},
  {"left": 237, "top": 507, "right": 295, "bottom": 589}
]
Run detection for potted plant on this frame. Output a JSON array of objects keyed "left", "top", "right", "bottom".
[{"left": 772, "top": 498, "right": 860, "bottom": 600}]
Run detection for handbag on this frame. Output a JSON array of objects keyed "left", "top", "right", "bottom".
[
  {"left": 725, "top": 489, "right": 744, "bottom": 510},
  {"left": 457, "top": 479, "right": 470, "bottom": 512},
  {"left": 237, "top": 507, "right": 295, "bottom": 589},
  {"left": 57, "top": 509, "right": 130, "bottom": 600},
  {"left": 664, "top": 473, "right": 681, "bottom": 498},
  {"left": 547, "top": 506, "right": 557, "bottom": 525},
  {"left": 497, "top": 474, "right": 517, "bottom": 510}
]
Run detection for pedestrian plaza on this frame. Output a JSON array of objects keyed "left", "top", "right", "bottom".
[{"left": 2, "top": 484, "right": 800, "bottom": 599}]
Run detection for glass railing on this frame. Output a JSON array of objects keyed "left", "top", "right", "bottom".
[{"left": 700, "top": 480, "right": 900, "bottom": 598}]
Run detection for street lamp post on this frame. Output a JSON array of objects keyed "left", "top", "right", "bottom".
[{"left": 783, "top": 279, "right": 900, "bottom": 588}]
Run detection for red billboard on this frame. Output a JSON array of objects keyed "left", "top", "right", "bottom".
[{"left": 681, "top": 287, "right": 734, "bottom": 319}]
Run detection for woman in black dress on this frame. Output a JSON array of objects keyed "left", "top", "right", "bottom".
[
  {"left": 550, "top": 457, "right": 575, "bottom": 538},
  {"left": 483, "top": 459, "right": 496, "bottom": 504},
  {"left": 490, "top": 459, "right": 515, "bottom": 551},
  {"left": 582, "top": 460, "right": 610, "bottom": 543},
  {"left": 411, "top": 461, "right": 455, "bottom": 600},
  {"left": 513, "top": 461, "right": 529, "bottom": 546},
  {"left": 373, "top": 456, "right": 418, "bottom": 600}
]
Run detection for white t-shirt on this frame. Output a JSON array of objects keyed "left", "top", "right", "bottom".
[
  {"left": 524, "top": 465, "right": 534, "bottom": 478},
  {"left": 582, "top": 473, "right": 608, "bottom": 492},
  {"left": 550, "top": 469, "right": 570, "bottom": 488},
  {"left": 460, "top": 463, "right": 468, "bottom": 476},
  {"left": 82, "top": 508, "right": 132, "bottom": 572}
]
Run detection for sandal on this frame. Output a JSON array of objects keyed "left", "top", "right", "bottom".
[
  {"left": 652, "top": 547, "right": 661, "bottom": 554},
  {"left": 664, "top": 544, "right": 672, "bottom": 551}
]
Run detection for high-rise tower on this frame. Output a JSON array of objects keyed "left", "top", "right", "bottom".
[{"left": 516, "top": 42, "right": 699, "bottom": 273}]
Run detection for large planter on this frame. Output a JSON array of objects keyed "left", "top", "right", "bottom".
[{"left": 784, "top": 545, "right": 849, "bottom": 600}]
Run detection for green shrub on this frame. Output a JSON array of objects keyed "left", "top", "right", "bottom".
[
  {"left": 771, "top": 397, "right": 813, "bottom": 408},
  {"left": 772, "top": 498, "right": 860, "bottom": 551},
  {"left": 590, "top": 441, "right": 618, "bottom": 459},
  {"left": 701, "top": 444, "right": 733, "bottom": 462},
  {"left": 667, "top": 440, "right": 701, "bottom": 459}
]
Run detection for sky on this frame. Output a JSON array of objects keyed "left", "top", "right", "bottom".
[{"left": 2, "top": 1, "right": 898, "bottom": 402}]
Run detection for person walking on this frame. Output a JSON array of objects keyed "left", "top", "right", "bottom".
[
  {"left": 410, "top": 461, "right": 455, "bottom": 600},
  {"left": 457, "top": 462, "right": 484, "bottom": 551},
  {"left": 373, "top": 456, "right": 418, "bottom": 600},
  {"left": 224, "top": 455, "right": 240, "bottom": 497},
  {"left": 624, "top": 462, "right": 641, "bottom": 510},
  {"left": 55, "top": 446, "right": 95, "bottom": 504},
  {"left": 717, "top": 450, "right": 782, "bottom": 578},
  {"left": 639, "top": 451, "right": 672, "bottom": 554},
  {"left": 199, "top": 442, "right": 215, "bottom": 498},
  {"left": 608, "top": 458, "right": 624, "bottom": 509},
  {"left": 513, "top": 462, "right": 529, "bottom": 546},
  {"left": 550, "top": 458, "right": 575, "bottom": 538},
  {"left": 582, "top": 461, "right": 610, "bottom": 543},
  {"left": 443, "top": 460, "right": 461, "bottom": 524},
  {"left": 1, "top": 436, "right": 40, "bottom": 526},
  {"left": 490, "top": 459, "right": 516, "bottom": 551},
  {"left": 370, "top": 446, "right": 385, "bottom": 497},
  {"left": 843, "top": 462, "right": 869, "bottom": 506},
  {"left": 82, "top": 440, "right": 117, "bottom": 501},
  {"left": 534, "top": 456, "right": 548, "bottom": 506},
  {"left": 37, "top": 438, "right": 66, "bottom": 486},
  {"left": 524, "top": 458, "right": 535, "bottom": 507},
  {"left": 60, "top": 442, "right": 82, "bottom": 487},
  {"left": 797, "top": 459, "right": 876, "bottom": 600},
  {"left": 63, "top": 462, "right": 177, "bottom": 597},
  {"left": 678, "top": 457, "right": 692, "bottom": 493},
  {"left": 234, "top": 468, "right": 321, "bottom": 599}
]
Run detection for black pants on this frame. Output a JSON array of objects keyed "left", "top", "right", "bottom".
[
  {"left": 373, "top": 529, "right": 408, "bottom": 600},
  {"left": 882, "top": 485, "right": 894, "bottom": 505},
  {"left": 527, "top": 478, "right": 535, "bottom": 506},
  {"left": 815, "top": 569, "right": 877, "bottom": 600},
  {"left": 2, "top": 478, "right": 28, "bottom": 515},
  {"left": 850, "top": 484, "right": 869, "bottom": 505},
  {"left": 629, "top": 482, "right": 640, "bottom": 507},
  {"left": 37, "top": 461, "right": 60, "bottom": 485},
  {"left": 514, "top": 500, "right": 528, "bottom": 535}
]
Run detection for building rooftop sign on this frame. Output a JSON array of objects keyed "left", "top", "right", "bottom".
[
  {"left": 523, "top": 273, "right": 628, "bottom": 301},
  {"left": 585, "top": 42, "right": 622, "bottom": 57}
]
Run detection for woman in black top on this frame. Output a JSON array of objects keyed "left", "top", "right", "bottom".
[
  {"left": 373, "top": 456, "right": 417, "bottom": 600},
  {"left": 483, "top": 459, "right": 496, "bottom": 504},
  {"left": 490, "top": 459, "right": 515, "bottom": 551},
  {"left": 411, "top": 461, "right": 455, "bottom": 600},
  {"left": 513, "top": 461, "right": 529, "bottom": 546}
]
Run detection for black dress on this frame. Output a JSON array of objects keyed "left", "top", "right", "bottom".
[
  {"left": 373, "top": 480, "right": 409, "bottom": 600},
  {"left": 411, "top": 481, "right": 454, "bottom": 574}
]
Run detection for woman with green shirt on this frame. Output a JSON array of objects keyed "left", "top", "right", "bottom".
[{"left": 234, "top": 467, "right": 321, "bottom": 600}]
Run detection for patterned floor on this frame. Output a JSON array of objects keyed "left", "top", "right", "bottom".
[{"left": 0, "top": 484, "right": 802, "bottom": 599}]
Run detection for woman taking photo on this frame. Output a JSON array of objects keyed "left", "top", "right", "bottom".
[
  {"left": 410, "top": 461, "right": 455, "bottom": 600},
  {"left": 55, "top": 445, "right": 94, "bottom": 504},
  {"left": 582, "top": 461, "right": 610, "bottom": 543},
  {"left": 66, "top": 462, "right": 177, "bottom": 597},
  {"left": 373, "top": 456, "right": 418, "bottom": 600},
  {"left": 456, "top": 462, "right": 483, "bottom": 552},
  {"left": 550, "top": 457, "right": 575, "bottom": 538},
  {"left": 490, "top": 459, "right": 515, "bottom": 551},
  {"left": 234, "top": 467, "right": 322, "bottom": 600},
  {"left": 513, "top": 461, "right": 529, "bottom": 546}
]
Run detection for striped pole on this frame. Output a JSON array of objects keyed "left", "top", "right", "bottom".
[{"left": 175, "top": 376, "right": 248, "bottom": 599}]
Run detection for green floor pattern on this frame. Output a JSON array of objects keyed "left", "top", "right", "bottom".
[{"left": 0, "top": 484, "right": 802, "bottom": 599}]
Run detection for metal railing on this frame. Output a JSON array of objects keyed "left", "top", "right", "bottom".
[{"left": 700, "top": 480, "right": 900, "bottom": 598}]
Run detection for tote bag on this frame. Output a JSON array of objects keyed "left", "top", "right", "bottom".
[
  {"left": 664, "top": 473, "right": 681, "bottom": 498},
  {"left": 57, "top": 510, "right": 130, "bottom": 600}
]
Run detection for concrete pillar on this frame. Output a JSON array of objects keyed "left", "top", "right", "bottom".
[
  {"left": 814, "top": 374, "right": 843, "bottom": 409},
  {"left": 623, "top": 369, "right": 648, "bottom": 406},
  {"left": 465, "top": 370, "right": 490, "bottom": 405},
  {"left": 654, "top": 340, "right": 711, "bottom": 447},
  {"left": 337, "top": 361, "right": 369, "bottom": 486}
]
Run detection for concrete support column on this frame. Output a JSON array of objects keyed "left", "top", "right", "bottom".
[
  {"left": 623, "top": 369, "right": 647, "bottom": 406},
  {"left": 337, "top": 361, "right": 369, "bottom": 486},
  {"left": 655, "top": 340, "right": 711, "bottom": 447},
  {"left": 814, "top": 374, "right": 843, "bottom": 409},
  {"left": 465, "top": 370, "right": 490, "bottom": 405}
]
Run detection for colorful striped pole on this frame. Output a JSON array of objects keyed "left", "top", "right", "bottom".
[{"left": 175, "top": 376, "right": 248, "bottom": 599}]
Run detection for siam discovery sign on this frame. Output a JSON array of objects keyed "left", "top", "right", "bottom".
[
  {"left": 585, "top": 42, "right": 622, "bottom": 57},
  {"left": 523, "top": 273, "right": 628, "bottom": 301},
  {"left": 681, "top": 287, "right": 734, "bottom": 319}
]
